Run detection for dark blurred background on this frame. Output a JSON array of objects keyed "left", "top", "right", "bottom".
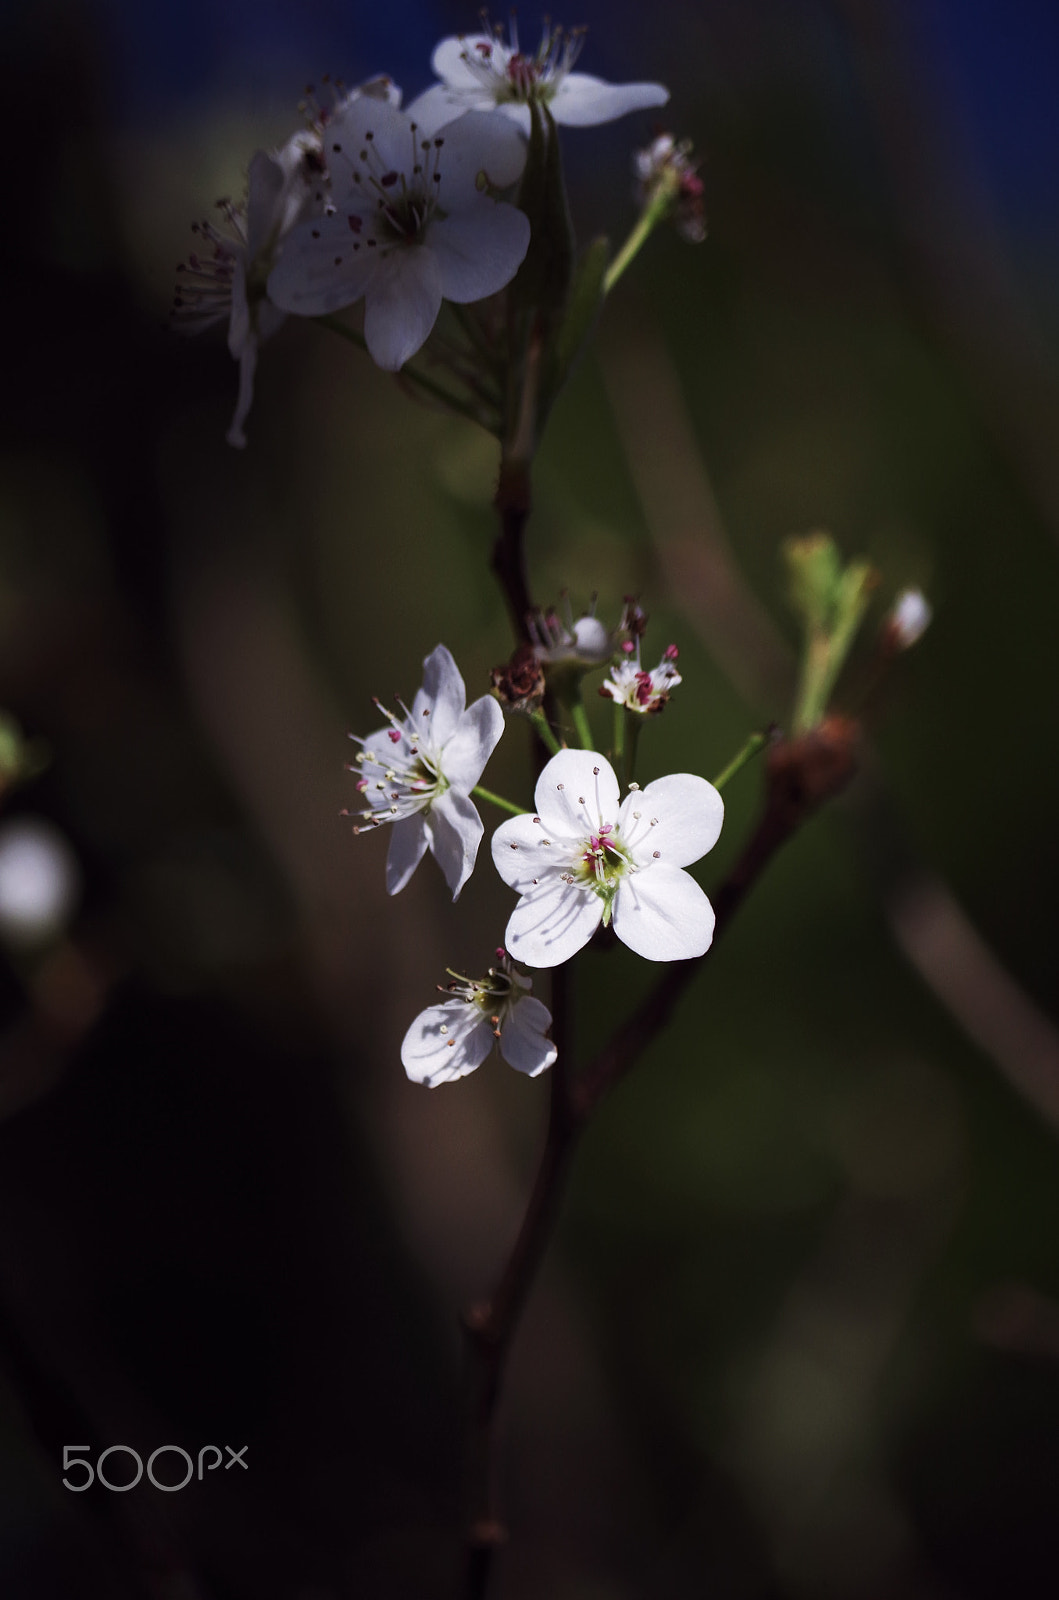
[{"left": 1, "top": 1, "right": 1058, "bottom": 1596}]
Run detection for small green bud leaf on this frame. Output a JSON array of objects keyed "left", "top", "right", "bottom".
[
  {"left": 784, "top": 531, "right": 842, "bottom": 634},
  {"left": 784, "top": 533, "right": 879, "bottom": 732}
]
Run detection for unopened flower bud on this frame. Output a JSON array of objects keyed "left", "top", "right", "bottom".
[
  {"left": 633, "top": 132, "right": 706, "bottom": 243},
  {"left": 528, "top": 594, "right": 629, "bottom": 673},
  {"left": 621, "top": 597, "right": 649, "bottom": 639},
  {"left": 0, "top": 817, "right": 80, "bottom": 949},
  {"left": 888, "top": 589, "right": 932, "bottom": 649},
  {"left": 492, "top": 644, "right": 547, "bottom": 712}
]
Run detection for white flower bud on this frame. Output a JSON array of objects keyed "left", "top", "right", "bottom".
[
  {"left": 0, "top": 818, "right": 80, "bottom": 948},
  {"left": 891, "top": 589, "right": 932, "bottom": 648}
]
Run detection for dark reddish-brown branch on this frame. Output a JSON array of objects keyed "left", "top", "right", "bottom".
[
  {"left": 460, "top": 717, "right": 860, "bottom": 1596},
  {"left": 492, "top": 460, "right": 534, "bottom": 641}
]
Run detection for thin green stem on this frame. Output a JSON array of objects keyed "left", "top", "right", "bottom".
[
  {"left": 792, "top": 634, "right": 833, "bottom": 736},
  {"left": 570, "top": 699, "right": 594, "bottom": 751},
  {"left": 624, "top": 717, "right": 642, "bottom": 787},
  {"left": 472, "top": 785, "right": 528, "bottom": 818},
  {"left": 528, "top": 709, "right": 562, "bottom": 757},
  {"left": 712, "top": 730, "right": 769, "bottom": 792},
  {"left": 602, "top": 195, "right": 668, "bottom": 296},
  {"left": 612, "top": 701, "right": 626, "bottom": 787},
  {"left": 315, "top": 314, "right": 490, "bottom": 426}
]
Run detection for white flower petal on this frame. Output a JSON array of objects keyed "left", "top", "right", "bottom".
[
  {"left": 363, "top": 245, "right": 443, "bottom": 369},
  {"left": 622, "top": 774, "right": 724, "bottom": 868},
  {"left": 404, "top": 84, "right": 472, "bottom": 137},
  {"left": 426, "top": 788, "right": 484, "bottom": 899},
  {"left": 431, "top": 34, "right": 492, "bottom": 90},
  {"left": 441, "top": 695, "right": 505, "bottom": 790},
  {"left": 491, "top": 813, "right": 562, "bottom": 890},
  {"left": 435, "top": 110, "right": 529, "bottom": 199},
  {"left": 549, "top": 74, "right": 669, "bottom": 127},
  {"left": 227, "top": 262, "right": 251, "bottom": 357},
  {"left": 326, "top": 95, "right": 412, "bottom": 179},
  {"left": 504, "top": 877, "right": 602, "bottom": 968},
  {"left": 428, "top": 203, "right": 531, "bottom": 304},
  {"left": 225, "top": 336, "right": 258, "bottom": 450},
  {"left": 401, "top": 1001, "right": 493, "bottom": 1085},
  {"left": 612, "top": 864, "right": 715, "bottom": 961},
  {"left": 334, "top": 75, "right": 403, "bottom": 115},
  {"left": 385, "top": 814, "right": 429, "bottom": 895},
  {"left": 494, "top": 105, "right": 534, "bottom": 133},
  {"left": 255, "top": 299, "right": 286, "bottom": 343},
  {"left": 360, "top": 725, "right": 411, "bottom": 771},
  {"left": 245, "top": 149, "right": 288, "bottom": 259},
  {"left": 533, "top": 749, "right": 621, "bottom": 836},
  {"left": 268, "top": 215, "right": 379, "bottom": 316},
  {"left": 412, "top": 644, "right": 468, "bottom": 745},
  {"left": 500, "top": 994, "right": 557, "bottom": 1076}
]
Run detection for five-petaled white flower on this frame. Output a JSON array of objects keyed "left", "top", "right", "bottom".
[
  {"left": 407, "top": 19, "right": 669, "bottom": 135},
  {"left": 401, "top": 950, "right": 557, "bottom": 1085},
  {"left": 491, "top": 749, "right": 722, "bottom": 966},
  {"left": 349, "top": 644, "right": 504, "bottom": 899},
  {"left": 174, "top": 78, "right": 400, "bottom": 446},
  {"left": 174, "top": 132, "right": 322, "bottom": 447},
  {"left": 268, "top": 99, "right": 530, "bottom": 370},
  {"left": 599, "top": 642, "right": 682, "bottom": 714}
]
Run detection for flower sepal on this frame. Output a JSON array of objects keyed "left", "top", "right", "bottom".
[
  {"left": 784, "top": 532, "right": 878, "bottom": 734},
  {"left": 509, "top": 101, "right": 575, "bottom": 325}
]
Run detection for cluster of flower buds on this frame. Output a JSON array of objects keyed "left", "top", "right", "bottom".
[
  {"left": 176, "top": 17, "right": 676, "bottom": 446},
  {"left": 633, "top": 132, "right": 706, "bottom": 243},
  {"left": 492, "top": 595, "right": 678, "bottom": 722}
]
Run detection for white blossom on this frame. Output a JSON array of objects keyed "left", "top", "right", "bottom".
[
  {"left": 407, "top": 20, "right": 669, "bottom": 136},
  {"left": 175, "top": 139, "right": 316, "bottom": 446},
  {"left": 174, "top": 79, "right": 399, "bottom": 445},
  {"left": 492, "top": 749, "right": 722, "bottom": 967},
  {"left": 348, "top": 644, "right": 504, "bottom": 899},
  {"left": 268, "top": 99, "right": 530, "bottom": 370},
  {"left": 401, "top": 951, "right": 556, "bottom": 1085},
  {"left": 600, "top": 642, "right": 681, "bottom": 714}
]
